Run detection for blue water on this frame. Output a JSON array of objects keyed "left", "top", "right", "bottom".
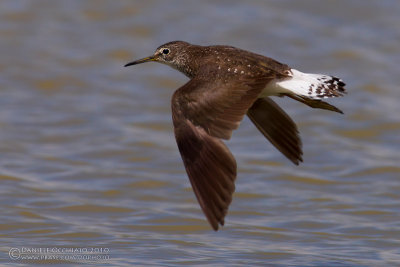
[{"left": 1, "top": 0, "right": 400, "bottom": 266}]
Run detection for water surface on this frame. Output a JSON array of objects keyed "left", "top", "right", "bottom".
[{"left": 1, "top": 0, "right": 400, "bottom": 266}]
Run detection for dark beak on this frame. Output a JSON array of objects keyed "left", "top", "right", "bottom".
[{"left": 124, "top": 56, "right": 155, "bottom": 67}]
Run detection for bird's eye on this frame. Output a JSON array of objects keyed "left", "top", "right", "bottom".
[{"left": 162, "top": 48, "right": 170, "bottom": 55}]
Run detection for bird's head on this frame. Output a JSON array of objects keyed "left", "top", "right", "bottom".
[{"left": 125, "top": 41, "right": 198, "bottom": 77}]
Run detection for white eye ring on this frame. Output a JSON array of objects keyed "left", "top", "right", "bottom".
[{"left": 162, "top": 48, "right": 170, "bottom": 55}]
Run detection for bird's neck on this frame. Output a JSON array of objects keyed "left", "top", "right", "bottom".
[{"left": 171, "top": 46, "right": 205, "bottom": 78}]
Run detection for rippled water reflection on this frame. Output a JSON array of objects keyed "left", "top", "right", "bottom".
[{"left": 1, "top": 0, "right": 400, "bottom": 266}]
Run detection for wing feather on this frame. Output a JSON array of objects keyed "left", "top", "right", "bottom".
[
  {"left": 247, "top": 97, "right": 303, "bottom": 165},
  {"left": 172, "top": 117, "right": 236, "bottom": 230},
  {"left": 174, "top": 69, "right": 271, "bottom": 140},
  {"left": 171, "top": 70, "right": 271, "bottom": 230}
]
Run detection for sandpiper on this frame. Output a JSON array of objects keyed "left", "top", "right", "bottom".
[{"left": 125, "top": 41, "right": 346, "bottom": 230}]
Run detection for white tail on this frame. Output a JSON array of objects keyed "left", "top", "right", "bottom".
[{"left": 268, "top": 69, "right": 346, "bottom": 99}]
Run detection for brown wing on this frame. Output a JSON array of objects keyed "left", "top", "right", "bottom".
[
  {"left": 173, "top": 117, "right": 236, "bottom": 230},
  {"left": 247, "top": 97, "right": 303, "bottom": 165},
  {"left": 284, "top": 94, "right": 344, "bottom": 114},
  {"left": 173, "top": 70, "right": 271, "bottom": 140},
  {"left": 171, "top": 71, "right": 272, "bottom": 230}
]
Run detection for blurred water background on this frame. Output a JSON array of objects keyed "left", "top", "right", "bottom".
[{"left": 1, "top": 0, "right": 400, "bottom": 266}]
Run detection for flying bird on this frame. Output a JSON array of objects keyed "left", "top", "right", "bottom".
[{"left": 125, "top": 41, "right": 346, "bottom": 230}]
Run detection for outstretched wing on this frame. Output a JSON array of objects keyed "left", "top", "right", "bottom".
[
  {"left": 173, "top": 70, "right": 271, "bottom": 140},
  {"left": 171, "top": 70, "right": 271, "bottom": 230},
  {"left": 247, "top": 97, "right": 303, "bottom": 165},
  {"left": 173, "top": 117, "right": 236, "bottom": 230}
]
